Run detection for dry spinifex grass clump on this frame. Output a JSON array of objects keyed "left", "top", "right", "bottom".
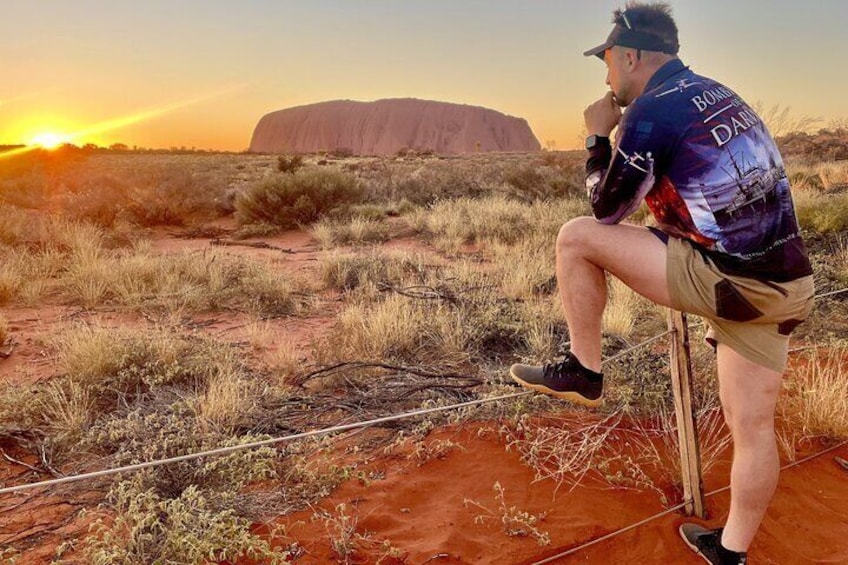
[
  {"left": 787, "top": 160, "right": 848, "bottom": 234},
  {"left": 406, "top": 195, "right": 588, "bottom": 252},
  {"left": 311, "top": 216, "right": 391, "bottom": 248},
  {"left": 780, "top": 346, "right": 848, "bottom": 439}
]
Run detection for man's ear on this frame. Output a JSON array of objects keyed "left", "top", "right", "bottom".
[{"left": 625, "top": 49, "right": 640, "bottom": 70}]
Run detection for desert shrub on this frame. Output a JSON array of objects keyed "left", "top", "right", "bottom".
[
  {"left": 277, "top": 154, "right": 304, "bottom": 174},
  {"left": 514, "top": 296, "right": 568, "bottom": 361},
  {"left": 358, "top": 158, "right": 492, "bottom": 205},
  {"left": 815, "top": 161, "right": 848, "bottom": 190},
  {"left": 345, "top": 202, "right": 397, "bottom": 220},
  {"left": 84, "top": 402, "right": 276, "bottom": 495},
  {"left": 232, "top": 221, "right": 281, "bottom": 239},
  {"left": 328, "top": 294, "right": 470, "bottom": 367},
  {"left": 235, "top": 168, "right": 364, "bottom": 229},
  {"left": 463, "top": 482, "right": 550, "bottom": 546},
  {"left": 0, "top": 313, "right": 7, "bottom": 346},
  {"left": 789, "top": 169, "right": 824, "bottom": 191},
  {"left": 0, "top": 259, "right": 23, "bottom": 305},
  {"left": 504, "top": 164, "right": 546, "bottom": 194},
  {"left": 238, "top": 261, "right": 304, "bottom": 316},
  {"left": 119, "top": 165, "right": 232, "bottom": 226},
  {"left": 779, "top": 128, "right": 848, "bottom": 161},
  {"left": 56, "top": 173, "right": 136, "bottom": 227},
  {"left": 82, "top": 405, "right": 286, "bottom": 564},
  {"left": 1, "top": 155, "right": 232, "bottom": 227},
  {"left": 330, "top": 147, "right": 354, "bottom": 158},
  {"left": 601, "top": 276, "right": 644, "bottom": 339},
  {"left": 837, "top": 239, "right": 848, "bottom": 285},
  {"left": 84, "top": 482, "right": 291, "bottom": 565},
  {"left": 0, "top": 324, "right": 249, "bottom": 463}
]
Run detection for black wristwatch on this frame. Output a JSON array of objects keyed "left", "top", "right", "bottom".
[{"left": 585, "top": 134, "right": 609, "bottom": 150}]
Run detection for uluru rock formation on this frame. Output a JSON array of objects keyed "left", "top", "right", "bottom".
[{"left": 249, "top": 98, "right": 541, "bottom": 155}]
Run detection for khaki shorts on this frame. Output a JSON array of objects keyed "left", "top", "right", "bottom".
[{"left": 666, "top": 236, "right": 815, "bottom": 373}]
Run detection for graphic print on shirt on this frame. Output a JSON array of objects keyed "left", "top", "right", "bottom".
[{"left": 675, "top": 88, "right": 795, "bottom": 259}]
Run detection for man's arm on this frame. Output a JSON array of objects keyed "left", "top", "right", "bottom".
[{"left": 585, "top": 100, "right": 672, "bottom": 224}]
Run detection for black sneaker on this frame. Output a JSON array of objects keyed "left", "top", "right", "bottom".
[
  {"left": 509, "top": 352, "right": 603, "bottom": 407},
  {"left": 679, "top": 523, "right": 748, "bottom": 564}
]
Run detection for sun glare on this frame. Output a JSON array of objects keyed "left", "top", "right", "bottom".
[{"left": 30, "top": 132, "right": 71, "bottom": 149}]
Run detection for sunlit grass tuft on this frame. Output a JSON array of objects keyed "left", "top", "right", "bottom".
[
  {"left": 602, "top": 276, "right": 643, "bottom": 339},
  {"left": 781, "top": 347, "right": 848, "bottom": 439}
]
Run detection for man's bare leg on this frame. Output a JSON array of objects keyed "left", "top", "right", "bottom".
[
  {"left": 716, "top": 343, "right": 783, "bottom": 553},
  {"left": 555, "top": 217, "right": 674, "bottom": 372}
]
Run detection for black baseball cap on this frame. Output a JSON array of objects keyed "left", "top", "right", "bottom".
[{"left": 583, "top": 15, "right": 679, "bottom": 60}]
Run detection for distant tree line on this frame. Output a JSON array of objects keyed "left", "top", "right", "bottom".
[
  {"left": 777, "top": 124, "right": 848, "bottom": 162},
  {"left": 0, "top": 142, "right": 246, "bottom": 156}
]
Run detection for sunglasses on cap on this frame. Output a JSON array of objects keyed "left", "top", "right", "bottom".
[{"left": 583, "top": 10, "right": 678, "bottom": 60}]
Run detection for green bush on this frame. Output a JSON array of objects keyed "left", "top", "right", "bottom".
[
  {"left": 235, "top": 168, "right": 364, "bottom": 229},
  {"left": 277, "top": 154, "right": 304, "bottom": 174}
]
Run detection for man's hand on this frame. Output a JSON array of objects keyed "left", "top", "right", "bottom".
[{"left": 584, "top": 92, "right": 622, "bottom": 137}]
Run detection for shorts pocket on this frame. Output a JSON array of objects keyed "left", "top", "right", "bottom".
[{"left": 714, "top": 279, "right": 763, "bottom": 322}]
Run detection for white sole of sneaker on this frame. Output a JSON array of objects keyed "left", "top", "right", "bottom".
[
  {"left": 678, "top": 525, "right": 715, "bottom": 565},
  {"left": 509, "top": 370, "right": 604, "bottom": 408}
]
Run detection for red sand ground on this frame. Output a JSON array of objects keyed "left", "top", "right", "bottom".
[
  {"left": 2, "top": 226, "right": 847, "bottom": 564},
  {"left": 249, "top": 425, "right": 848, "bottom": 564}
]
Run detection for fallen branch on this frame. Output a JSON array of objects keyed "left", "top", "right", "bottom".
[
  {"left": 300, "top": 362, "right": 481, "bottom": 385},
  {"left": 0, "top": 449, "right": 42, "bottom": 474},
  {"left": 210, "top": 239, "right": 295, "bottom": 253},
  {"left": 377, "top": 282, "right": 456, "bottom": 302}
]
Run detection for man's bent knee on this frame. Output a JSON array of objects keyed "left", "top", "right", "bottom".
[{"left": 557, "top": 216, "right": 597, "bottom": 255}]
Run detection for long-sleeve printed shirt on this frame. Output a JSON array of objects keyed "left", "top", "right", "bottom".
[{"left": 586, "top": 59, "right": 812, "bottom": 282}]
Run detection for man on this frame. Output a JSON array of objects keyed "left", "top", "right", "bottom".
[{"left": 509, "top": 3, "right": 815, "bottom": 564}]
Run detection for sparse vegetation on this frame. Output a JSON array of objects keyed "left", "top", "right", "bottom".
[
  {"left": 1, "top": 146, "right": 845, "bottom": 562},
  {"left": 236, "top": 168, "right": 364, "bottom": 229},
  {"left": 0, "top": 225, "right": 307, "bottom": 314},
  {"left": 464, "top": 482, "right": 550, "bottom": 546}
]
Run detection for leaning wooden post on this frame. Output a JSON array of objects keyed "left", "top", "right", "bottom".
[{"left": 668, "top": 309, "right": 706, "bottom": 518}]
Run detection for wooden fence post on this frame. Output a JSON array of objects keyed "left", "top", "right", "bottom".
[{"left": 668, "top": 309, "right": 706, "bottom": 518}]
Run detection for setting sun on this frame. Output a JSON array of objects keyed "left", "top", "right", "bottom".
[{"left": 29, "top": 132, "right": 71, "bottom": 149}]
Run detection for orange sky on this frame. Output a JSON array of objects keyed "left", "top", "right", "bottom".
[{"left": 3, "top": 1, "right": 847, "bottom": 151}]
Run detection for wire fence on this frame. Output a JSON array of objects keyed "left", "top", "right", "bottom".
[{"left": 0, "top": 331, "right": 673, "bottom": 496}]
